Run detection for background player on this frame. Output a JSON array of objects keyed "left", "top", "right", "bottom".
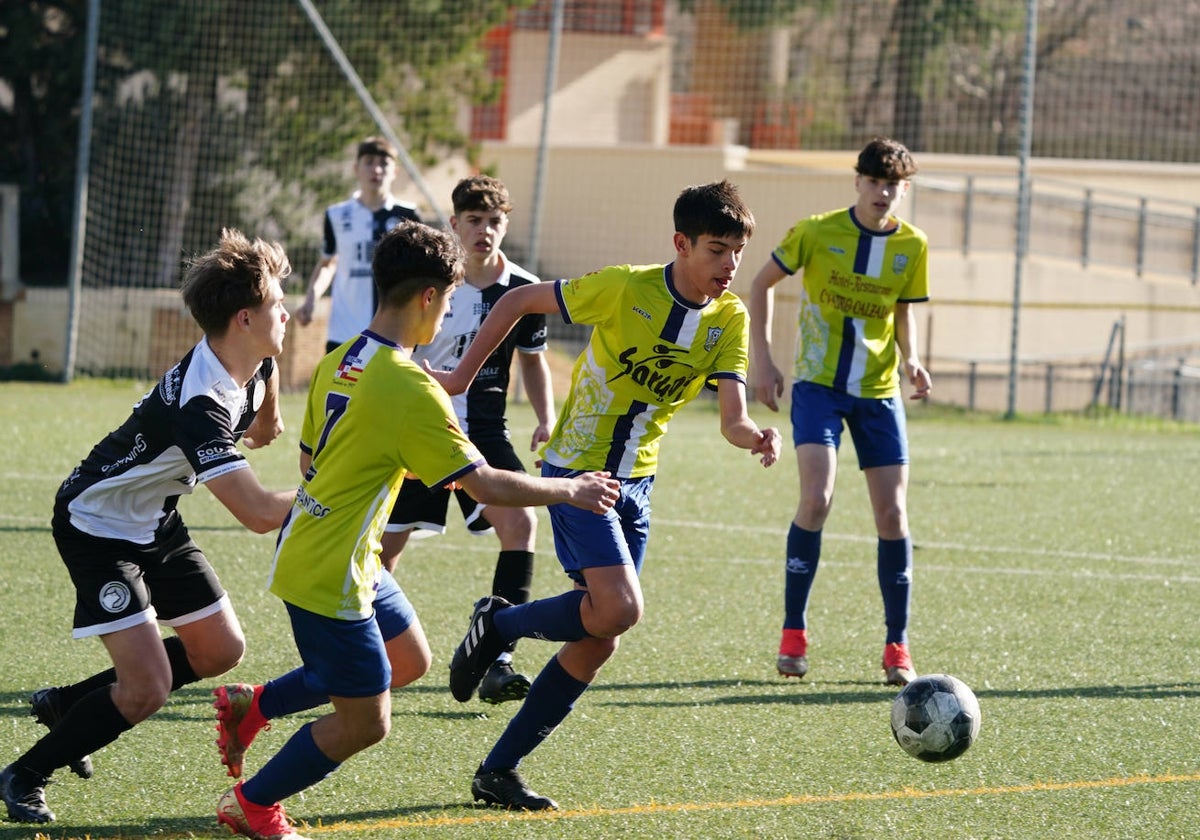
[
  {"left": 213, "top": 221, "right": 618, "bottom": 840},
  {"left": 0, "top": 229, "right": 297, "bottom": 824},
  {"left": 747, "top": 136, "right": 931, "bottom": 687},
  {"left": 428, "top": 181, "right": 781, "bottom": 810},
  {"left": 386, "top": 175, "right": 554, "bottom": 705},
  {"left": 294, "top": 136, "right": 422, "bottom": 353}
]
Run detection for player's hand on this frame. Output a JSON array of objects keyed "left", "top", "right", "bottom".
[
  {"left": 294, "top": 297, "right": 314, "bottom": 327},
  {"left": 569, "top": 471, "right": 621, "bottom": 514},
  {"left": 751, "top": 426, "right": 782, "bottom": 467},
  {"left": 424, "top": 361, "right": 468, "bottom": 395},
  {"left": 242, "top": 413, "right": 284, "bottom": 449},
  {"left": 906, "top": 361, "right": 932, "bottom": 400},
  {"left": 752, "top": 362, "right": 785, "bottom": 412}
]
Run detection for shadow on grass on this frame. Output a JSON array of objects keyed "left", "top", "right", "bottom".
[{"left": 588, "top": 678, "right": 1200, "bottom": 708}]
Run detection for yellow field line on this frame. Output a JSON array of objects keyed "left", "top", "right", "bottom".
[{"left": 303, "top": 772, "right": 1200, "bottom": 833}]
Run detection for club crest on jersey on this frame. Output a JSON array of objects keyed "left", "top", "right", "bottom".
[
  {"left": 336, "top": 355, "right": 364, "bottom": 383},
  {"left": 892, "top": 254, "right": 909, "bottom": 274},
  {"left": 705, "top": 327, "right": 723, "bottom": 351}
]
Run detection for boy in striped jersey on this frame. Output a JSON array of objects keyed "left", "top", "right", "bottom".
[
  {"left": 429, "top": 180, "right": 782, "bottom": 810},
  {"left": 747, "top": 136, "right": 932, "bottom": 687}
]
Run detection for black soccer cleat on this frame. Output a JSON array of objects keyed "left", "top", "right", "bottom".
[
  {"left": 471, "top": 765, "right": 559, "bottom": 811},
  {"left": 448, "top": 596, "right": 513, "bottom": 703},
  {"left": 0, "top": 763, "right": 55, "bottom": 824},
  {"left": 29, "top": 688, "right": 94, "bottom": 780},
  {"left": 477, "top": 661, "right": 531, "bottom": 705}
]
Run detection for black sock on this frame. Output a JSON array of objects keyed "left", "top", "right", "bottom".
[
  {"left": 53, "top": 635, "right": 199, "bottom": 718},
  {"left": 163, "top": 635, "right": 200, "bottom": 691},
  {"left": 20, "top": 686, "right": 133, "bottom": 777},
  {"left": 492, "top": 550, "right": 534, "bottom": 606}
]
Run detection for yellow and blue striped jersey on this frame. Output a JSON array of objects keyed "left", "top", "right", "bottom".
[
  {"left": 543, "top": 263, "right": 749, "bottom": 479},
  {"left": 772, "top": 207, "right": 929, "bottom": 398},
  {"left": 269, "top": 331, "right": 484, "bottom": 620}
]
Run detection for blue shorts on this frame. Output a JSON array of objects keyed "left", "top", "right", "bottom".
[
  {"left": 285, "top": 572, "right": 415, "bottom": 698},
  {"left": 790, "top": 380, "right": 909, "bottom": 469},
  {"left": 542, "top": 463, "right": 654, "bottom": 586}
]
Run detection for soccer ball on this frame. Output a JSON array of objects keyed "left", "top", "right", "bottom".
[{"left": 890, "top": 674, "right": 981, "bottom": 762}]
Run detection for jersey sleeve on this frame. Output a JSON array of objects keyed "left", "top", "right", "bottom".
[
  {"left": 321, "top": 210, "right": 336, "bottom": 259},
  {"left": 554, "top": 265, "right": 628, "bottom": 326},
  {"left": 897, "top": 226, "right": 930, "bottom": 302},
  {"left": 175, "top": 396, "right": 248, "bottom": 483},
  {"left": 401, "top": 377, "right": 485, "bottom": 488},
  {"left": 771, "top": 217, "right": 815, "bottom": 276},
  {"left": 514, "top": 311, "right": 548, "bottom": 353}
]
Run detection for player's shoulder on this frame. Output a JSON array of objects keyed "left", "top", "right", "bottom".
[
  {"left": 383, "top": 197, "right": 421, "bottom": 220},
  {"left": 895, "top": 217, "right": 929, "bottom": 246},
  {"left": 503, "top": 256, "right": 540, "bottom": 286}
]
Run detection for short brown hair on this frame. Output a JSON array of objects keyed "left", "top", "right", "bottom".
[
  {"left": 451, "top": 175, "right": 513, "bottom": 216},
  {"left": 855, "top": 137, "right": 918, "bottom": 181},
  {"left": 673, "top": 179, "right": 755, "bottom": 243},
  {"left": 181, "top": 228, "right": 290, "bottom": 337},
  {"left": 357, "top": 136, "right": 397, "bottom": 161},
  {"left": 372, "top": 220, "right": 464, "bottom": 309}
]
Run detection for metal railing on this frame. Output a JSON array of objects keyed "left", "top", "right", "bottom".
[{"left": 913, "top": 175, "right": 1200, "bottom": 284}]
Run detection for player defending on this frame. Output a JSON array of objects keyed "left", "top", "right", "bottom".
[
  {"left": 747, "top": 136, "right": 931, "bottom": 687},
  {"left": 294, "top": 136, "right": 422, "bottom": 353},
  {"left": 384, "top": 175, "right": 554, "bottom": 704},
  {"left": 0, "top": 230, "right": 297, "bottom": 824},
  {"left": 213, "top": 221, "right": 619, "bottom": 840},
  {"left": 428, "top": 180, "right": 782, "bottom": 810}
]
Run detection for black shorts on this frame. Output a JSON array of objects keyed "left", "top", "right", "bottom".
[
  {"left": 387, "top": 434, "right": 526, "bottom": 535},
  {"left": 53, "top": 509, "right": 226, "bottom": 639}
]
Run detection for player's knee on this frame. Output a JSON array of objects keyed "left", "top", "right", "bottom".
[
  {"left": 114, "top": 680, "right": 171, "bottom": 723},
  {"left": 389, "top": 651, "right": 431, "bottom": 688},
  {"left": 587, "top": 596, "right": 643, "bottom": 638},
  {"left": 190, "top": 637, "right": 246, "bottom": 678}
]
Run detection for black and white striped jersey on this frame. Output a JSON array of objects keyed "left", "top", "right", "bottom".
[
  {"left": 56, "top": 339, "right": 274, "bottom": 544},
  {"left": 412, "top": 254, "right": 547, "bottom": 438},
  {"left": 321, "top": 195, "right": 421, "bottom": 344}
]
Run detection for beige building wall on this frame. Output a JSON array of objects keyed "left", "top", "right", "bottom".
[
  {"left": 504, "top": 30, "right": 672, "bottom": 146},
  {"left": 7, "top": 147, "right": 1200, "bottom": 408}
]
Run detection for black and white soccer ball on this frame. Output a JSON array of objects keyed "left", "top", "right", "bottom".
[{"left": 890, "top": 674, "right": 981, "bottom": 762}]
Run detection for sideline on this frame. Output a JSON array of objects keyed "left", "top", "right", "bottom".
[{"left": 307, "top": 771, "right": 1200, "bottom": 833}]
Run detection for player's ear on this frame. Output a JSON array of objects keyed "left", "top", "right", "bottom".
[{"left": 672, "top": 231, "right": 689, "bottom": 256}]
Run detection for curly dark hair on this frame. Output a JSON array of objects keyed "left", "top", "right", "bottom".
[{"left": 855, "top": 137, "right": 918, "bottom": 181}]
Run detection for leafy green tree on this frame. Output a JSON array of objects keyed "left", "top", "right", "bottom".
[{"left": 0, "top": 1, "right": 87, "bottom": 285}]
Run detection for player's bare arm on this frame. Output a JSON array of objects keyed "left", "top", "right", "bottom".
[
  {"left": 426, "top": 282, "right": 559, "bottom": 395},
  {"left": 717, "top": 378, "right": 781, "bottom": 468},
  {"left": 747, "top": 260, "right": 789, "bottom": 412},
  {"left": 518, "top": 350, "right": 556, "bottom": 453},
  {"left": 295, "top": 256, "right": 336, "bottom": 326},
  {"left": 205, "top": 468, "right": 297, "bottom": 534},
  {"left": 894, "top": 301, "right": 932, "bottom": 400},
  {"left": 242, "top": 366, "right": 284, "bottom": 449},
  {"left": 458, "top": 465, "right": 619, "bottom": 514}
]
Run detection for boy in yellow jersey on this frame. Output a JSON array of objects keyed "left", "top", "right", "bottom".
[
  {"left": 212, "top": 221, "right": 619, "bottom": 840},
  {"left": 747, "top": 136, "right": 932, "bottom": 687},
  {"left": 429, "top": 180, "right": 782, "bottom": 811}
]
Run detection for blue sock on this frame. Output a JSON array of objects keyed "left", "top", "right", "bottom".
[
  {"left": 258, "top": 668, "right": 328, "bottom": 720},
  {"left": 494, "top": 590, "right": 588, "bottom": 642},
  {"left": 878, "top": 536, "right": 913, "bottom": 645},
  {"left": 241, "top": 722, "right": 339, "bottom": 806},
  {"left": 481, "top": 655, "right": 588, "bottom": 772},
  {"left": 783, "top": 524, "right": 821, "bottom": 629}
]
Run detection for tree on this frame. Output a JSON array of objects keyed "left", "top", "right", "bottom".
[{"left": 0, "top": 1, "right": 87, "bottom": 285}]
